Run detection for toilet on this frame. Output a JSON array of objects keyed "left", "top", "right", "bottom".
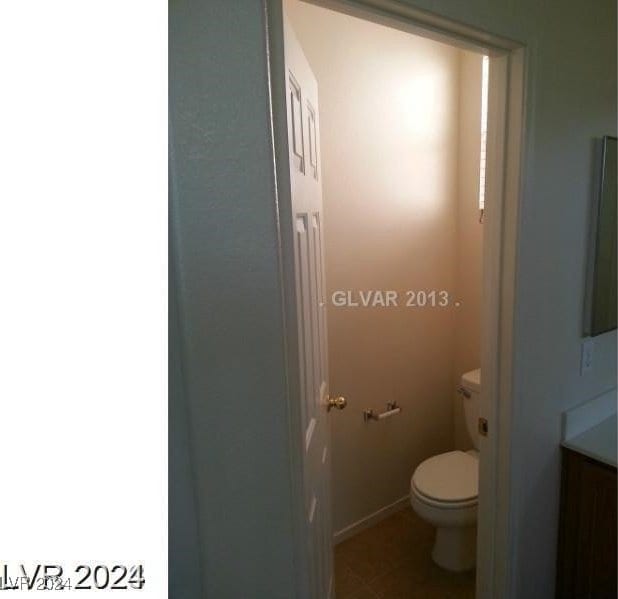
[{"left": 410, "top": 368, "right": 481, "bottom": 572}]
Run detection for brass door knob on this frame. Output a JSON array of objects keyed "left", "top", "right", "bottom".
[{"left": 327, "top": 396, "right": 347, "bottom": 412}]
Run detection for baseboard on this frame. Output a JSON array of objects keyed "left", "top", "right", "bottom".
[{"left": 333, "top": 494, "right": 410, "bottom": 545}]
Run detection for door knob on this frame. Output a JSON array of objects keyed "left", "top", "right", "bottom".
[{"left": 327, "top": 396, "right": 347, "bottom": 412}]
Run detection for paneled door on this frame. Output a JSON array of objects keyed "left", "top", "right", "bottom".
[{"left": 284, "top": 16, "right": 343, "bottom": 599}]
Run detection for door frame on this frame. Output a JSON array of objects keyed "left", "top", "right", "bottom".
[{"left": 263, "top": 2, "right": 527, "bottom": 598}]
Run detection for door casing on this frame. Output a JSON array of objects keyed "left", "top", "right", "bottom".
[{"left": 263, "top": 2, "right": 527, "bottom": 598}]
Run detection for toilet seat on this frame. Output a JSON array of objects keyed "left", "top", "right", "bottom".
[
  {"left": 412, "top": 485, "right": 477, "bottom": 510},
  {"left": 412, "top": 450, "right": 478, "bottom": 506}
]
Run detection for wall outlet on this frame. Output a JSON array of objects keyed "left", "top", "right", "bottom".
[{"left": 580, "top": 339, "right": 594, "bottom": 375}]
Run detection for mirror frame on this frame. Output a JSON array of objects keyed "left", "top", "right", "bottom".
[{"left": 584, "top": 135, "right": 617, "bottom": 337}]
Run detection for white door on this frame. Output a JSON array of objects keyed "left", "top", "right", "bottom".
[{"left": 284, "top": 16, "right": 341, "bottom": 599}]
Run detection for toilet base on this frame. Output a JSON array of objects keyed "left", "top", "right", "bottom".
[{"left": 431, "top": 525, "right": 476, "bottom": 572}]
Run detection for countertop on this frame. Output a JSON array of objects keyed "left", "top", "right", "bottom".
[{"left": 562, "top": 413, "right": 617, "bottom": 468}]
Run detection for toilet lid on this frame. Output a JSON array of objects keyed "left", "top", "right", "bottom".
[{"left": 412, "top": 451, "right": 478, "bottom": 503}]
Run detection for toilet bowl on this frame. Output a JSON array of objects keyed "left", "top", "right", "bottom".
[
  {"left": 411, "top": 449, "right": 478, "bottom": 571},
  {"left": 410, "top": 369, "right": 481, "bottom": 572}
]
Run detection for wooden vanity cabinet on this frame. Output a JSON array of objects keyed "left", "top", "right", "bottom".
[{"left": 556, "top": 448, "right": 617, "bottom": 598}]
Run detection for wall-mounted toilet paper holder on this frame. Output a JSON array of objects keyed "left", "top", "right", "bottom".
[{"left": 363, "top": 401, "right": 402, "bottom": 422}]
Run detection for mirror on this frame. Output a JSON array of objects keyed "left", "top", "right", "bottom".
[{"left": 586, "top": 136, "right": 617, "bottom": 336}]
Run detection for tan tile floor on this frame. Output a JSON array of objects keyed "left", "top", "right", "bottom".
[{"left": 334, "top": 508, "right": 476, "bottom": 599}]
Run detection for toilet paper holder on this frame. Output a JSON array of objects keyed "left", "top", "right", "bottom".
[{"left": 363, "top": 401, "right": 402, "bottom": 422}]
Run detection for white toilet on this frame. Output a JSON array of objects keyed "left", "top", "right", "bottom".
[{"left": 410, "top": 368, "right": 481, "bottom": 572}]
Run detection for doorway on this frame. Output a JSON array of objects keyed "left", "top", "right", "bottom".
[{"left": 266, "top": 1, "right": 525, "bottom": 598}]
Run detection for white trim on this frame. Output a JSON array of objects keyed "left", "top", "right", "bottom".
[
  {"left": 469, "top": 44, "right": 528, "bottom": 599},
  {"left": 333, "top": 495, "right": 410, "bottom": 544},
  {"left": 263, "top": 3, "right": 313, "bottom": 597},
  {"left": 304, "top": 0, "right": 521, "bottom": 53},
  {"left": 486, "top": 48, "right": 527, "bottom": 599}
]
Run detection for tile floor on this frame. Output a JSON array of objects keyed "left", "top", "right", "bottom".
[{"left": 334, "top": 507, "right": 475, "bottom": 599}]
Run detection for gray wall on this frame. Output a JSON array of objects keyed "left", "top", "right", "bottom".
[
  {"left": 170, "top": 0, "right": 617, "bottom": 597},
  {"left": 169, "top": 0, "right": 300, "bottom": 597},
  {"left": 169, "top": 219, "right": 202, "bottom": 598}
]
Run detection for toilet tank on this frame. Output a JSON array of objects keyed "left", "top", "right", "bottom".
[{"left": 460, "top": 368, "right": 481, "bottom": 450}]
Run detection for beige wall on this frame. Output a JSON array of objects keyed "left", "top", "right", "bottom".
[
  {"left": 285, "top": 0, "right": 476, "bottom": 533},
  {"left": 453, "top": 51, "right": 484, "bottom": 449}
]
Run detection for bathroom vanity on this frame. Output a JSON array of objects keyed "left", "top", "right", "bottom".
[{"left": 556, "top": 410, "right": 617, "bottom": 598}]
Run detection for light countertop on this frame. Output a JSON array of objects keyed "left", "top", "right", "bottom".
[{"left": 562, "top": 413, "right": 617, "bottom": 468}]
